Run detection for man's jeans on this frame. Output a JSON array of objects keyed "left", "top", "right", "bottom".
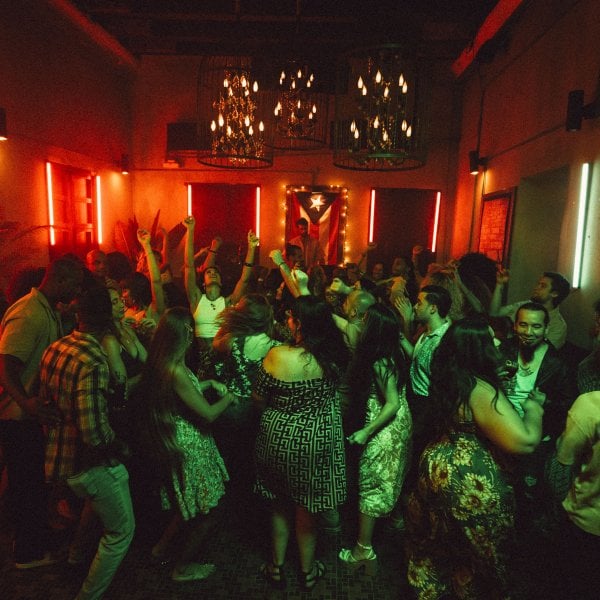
[{"left": 67, "top": 463, "right": 135, "bottom": 600}]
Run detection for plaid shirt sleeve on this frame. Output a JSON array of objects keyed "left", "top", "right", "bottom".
[{"left": 75, "top": 360, "right": 114, "bottom": 449}]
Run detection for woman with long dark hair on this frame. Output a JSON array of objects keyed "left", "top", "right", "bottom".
[
  {"left": 136, "top": 307, "right": 236, "bottom": 582},
  {"left": 212, "top": 293, "right": 281, "bottom": 494},
  {"left": 254, "top": 295, "right": 350, "bottom": 591},
  {"left": 339, "top": 303, "right": 412, "bottom": 573},
  {"left": 405, "top": 316, "right": 545, "bottom": 598}
]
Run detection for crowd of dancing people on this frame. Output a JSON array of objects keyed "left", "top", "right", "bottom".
[{"left": 0, "top": 217, "right": 599, "bottom": 599}]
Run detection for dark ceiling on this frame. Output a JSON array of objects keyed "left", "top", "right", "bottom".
[{"left": 69, "top": 0, "right": 499, "bottom": 63}]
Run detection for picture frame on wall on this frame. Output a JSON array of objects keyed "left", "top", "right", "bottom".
[{"left": 477, "top": 188, "right": 516, "bottom": 266}]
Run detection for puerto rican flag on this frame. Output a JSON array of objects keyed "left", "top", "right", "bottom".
[{"left": 285, "top": 187, "right": 344, "bottom": 265}]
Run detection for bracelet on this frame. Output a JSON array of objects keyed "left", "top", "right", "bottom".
[
  {"left": 209, "top": 249, "right": 217, "bottom": 254},
  {"left": 243, "top": 261, "right": 253, "bottom": 268}
]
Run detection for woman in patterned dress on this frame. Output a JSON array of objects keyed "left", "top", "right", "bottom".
[
  {"left": 339, "top": 303, "right": 412, "bottom": 572},
  {"left": 136, "top": 307, "right": 237, "bottom": 582},
  {"left": 254, "top": 295, "right": 350, "bottom": 590},
  {"left": 405, "top": 317, "right": 545, "bottom": 599}
]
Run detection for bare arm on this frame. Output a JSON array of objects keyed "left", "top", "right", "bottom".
[
  {"left": 0, "top": 354, "right": 41, "bottom": 417},
  {"left": 172, "top": 364, "right": 235, "bottom": 422},
  {"left": 229, "top": 230, "right": 259, "bottom": 304},
  {"left": 269, "top": 249, "right": 302, "bottom": 298},
  {"left": 101, "top": 335, "right": 127, "bottom": 386},
  {"left": 347, "top": 361, "right": 401, "bottom": 445},
  {"left": 182, "top": 216, "right": 202, "bottom": 312},
  {"left": 470, "top": 381, "right": 543, "bottom": 454},
  {"left": 489, "top": 267, "right": 509, "bottom": 316},
  {"left": 137, "top": 228, "right": 165, "bottom": 317}
]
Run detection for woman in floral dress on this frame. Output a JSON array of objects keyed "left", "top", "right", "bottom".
[
  {"left": 339, "top": 303, "right": 412, "bottom": 572},
  {"left": 405, "top": 316, "right": 545, "bottom": 599},
  {"left": 136, "top": 307, "right": 236, "bottom": 582}
]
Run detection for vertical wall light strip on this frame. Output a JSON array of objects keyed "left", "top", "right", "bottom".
[
  {"left": 95, "top": 175, "right": 103, "bottom": 245},
  {"left": 368, "top": 189, "right": 376, "bottom": 243},
  {"left": 431, "top": 191, "right": 441, "bottom": 253},
  {"left": 45, "top": 162, "right": 56, "bottom": 246},
  {"left": 255, "top": 186, "right": 261, "bottom": 239},
  {"left": 572, "top": 162, "right": 590, "bottom": 289},
  {"left": 187, "top": 184, "right": 192, "bottom": 216}
]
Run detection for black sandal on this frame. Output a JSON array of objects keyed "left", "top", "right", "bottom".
[
  {"left": 260, "top": 562, "right": 286, "bottom": 589},
  {"left": 300, "top": 560, "right": 326, "bottom": 591}
]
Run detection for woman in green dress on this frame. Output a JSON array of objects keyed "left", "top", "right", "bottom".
[{"left": 136, "top": 307, "right": 236, "bottom": 582}]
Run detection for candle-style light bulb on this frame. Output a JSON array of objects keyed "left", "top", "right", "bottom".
[
  {"left": 241, "top": 75, "right": 247, "bottom": 87},
  {"left": 291, "top": 80, "right": 296, "bottom": 90},
  {"left": 357, "top": 76, "right": 364, "bottom": 89},
  {"left": 253, "top": 81, "right": 258, "bottom": 92},
  {"left": 248, "top": 125, "right": 254, "bottom": 135},
  {"left": 306, "top": 80, "right": 311, "bottom": 88},
  {"left": 406, "top": 125, "right": 412, "bottom": 137},
  {"left": 384, "top": 86, "right": 389, "bottom": 98},
  {"left": 401, "top": 119, "right": 407, "bottom": 131},
  {"left": 362, "top": 86, "right": 367, "bottom": 96},
  {"left": 375, "top": 70, "right": 382, "bottom": 83},
  {"left": 297, "top": 100, "right": 301, "bottom": 109},
  {"left": 383, "top": 129, "right": 389, "bottom": 142},
  {"left": 354, "top": 128, "right": 360, "bottom": 139},
  {"left": 373, "top": 116, "right": 380, "bottom": 128},
  {"left": 259, "top": 121, "right": 264, "bottom": 132},
  {"left": 399, "top": 73, "right": 404, "bottom": 86},
  {"left": 224, "top": 77, "right": 229, "bottom": 88},
  {"left": 210, "top": 120, "right": 216, "bottom": 132},
  {"left": 350, "top": 120, "right": 356, "bottom": 132},
  {"left": 280, "top": 70, "right": 286, "bottom": 80},
  {"left": 226, "top": 125, "right": 232, "bottom": 137},
  {"left": 402, "top": 82, "right": 408, "bottom": 94},
  {"left": 297, "top": 68, "right": 302, "bottom": 78},
  {"left": 244, "top": 115, "right": 250, "bottom": 127},
  {"left": 218, "top": 113, "right": 224, "bottom": 127},
  {"left": 312, "top": 104, "right": 317, "bottom": 113}
]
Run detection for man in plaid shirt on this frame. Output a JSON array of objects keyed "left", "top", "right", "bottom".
[{"left": 41, "top": 285, "right": 134, "bottom": 600}]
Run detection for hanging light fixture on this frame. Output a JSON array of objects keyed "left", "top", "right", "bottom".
[
  {"left": 197, "top": 59, "right": 273, "bottom": 169},
  {"left": 333, "top": 45, "right": 428, "bottom": 171},
  {"left": 271, "top": 62, "right": 327, "bottom": 150}
]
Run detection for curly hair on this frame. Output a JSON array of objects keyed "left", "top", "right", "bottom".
[
  {"left": 428, "top": 316, "right": 504, "bottom": 438},
  {"left": 216, "top": 293, "right": 275, "bottom": 340}
]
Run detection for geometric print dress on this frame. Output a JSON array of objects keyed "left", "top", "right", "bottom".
[
  {"left": 254, "top": 366, "right": 347, "bottom": 513},
  {"left": 405, "top": 423, "right": 516, "bottom": 599}
]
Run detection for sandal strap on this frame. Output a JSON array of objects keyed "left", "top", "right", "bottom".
[{"left": 302, "top": 560, "right": 325, "bottom": 589}]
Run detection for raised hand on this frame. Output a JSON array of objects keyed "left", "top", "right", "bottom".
[
  {"left": 496, "top": 266, "right": 510, "bottom": 286},
  {"left": 248, "top": 230, "right": 260, "bottom": 248},
  {"left": 137, "top": 228, "right": 152, "bottom": 248},
  {"left": 269, "top": 249, "right": 284, "bottom": 265},
  {"left": 183, "top": 215, "right": 195, "bottom": 229},
  {"left": 394, "top": 295, "right": 414, "bottom": 323}
]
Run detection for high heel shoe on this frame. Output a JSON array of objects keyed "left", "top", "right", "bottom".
[
  {"left": 300, "top": 560, "right": 326, "bottom": 591},
  {"left": 260, "top": 562, "right": 286, "bottom": 589},
  {"left": 338, "top": 543, "right": 378, "bottom": 576}
]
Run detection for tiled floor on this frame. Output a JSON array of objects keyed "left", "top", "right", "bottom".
[{"left": 0, "top": 487, "right": 411, "bottom": 600}]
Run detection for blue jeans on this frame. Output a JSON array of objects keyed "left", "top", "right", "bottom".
[{"left": 67, "top": 464, "right": 135, "bottom": 600}]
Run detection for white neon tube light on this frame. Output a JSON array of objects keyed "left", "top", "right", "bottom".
[{"left": 572, "top": 162, "right": 590, "bottom": 289}]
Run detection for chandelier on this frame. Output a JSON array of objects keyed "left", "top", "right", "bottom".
[
  {"left": 197, "top": 62, "right": 273, "bottom": 169},
  {"left": 333, "top": 45, "right": 428, "bottom": 171},
  {"left": 271, "top": 63, "right": 327, "bottom": 150}
]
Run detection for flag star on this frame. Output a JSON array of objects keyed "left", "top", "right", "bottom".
[{"left": 310, "top": 194, "right": 325, "bottom": 211}]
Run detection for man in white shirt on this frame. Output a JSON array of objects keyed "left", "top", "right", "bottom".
[{"left": 490, "top": 270, "right": 570, "bottom": 349}]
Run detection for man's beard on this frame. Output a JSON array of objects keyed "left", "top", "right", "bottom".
[{"left": 519, "top": 343, "right": 537, "bottom": 363}]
